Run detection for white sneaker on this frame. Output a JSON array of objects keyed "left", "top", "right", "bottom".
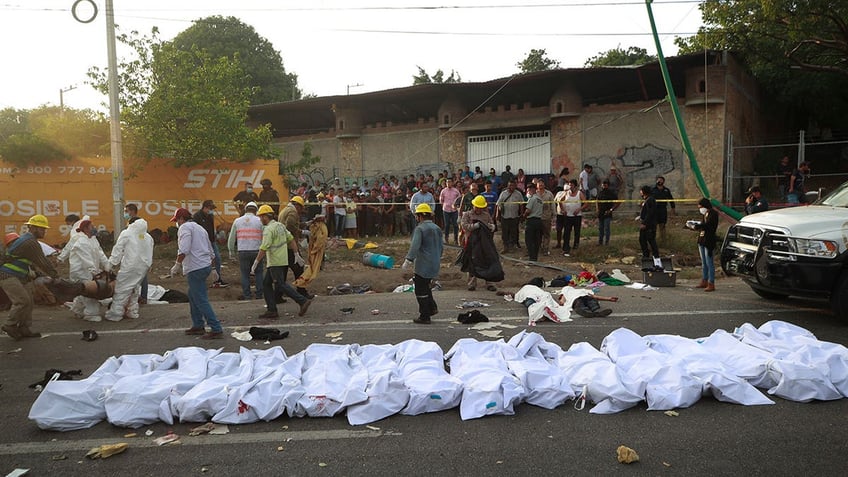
[
  {"left": 104, "top": 315, "right": 123, "bottom": 322},
  {"left": 83, "top": 315, "right": 102, "bottom": 322}
]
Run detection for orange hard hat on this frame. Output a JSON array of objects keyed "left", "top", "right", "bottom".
[{"left": 4, "top": 232, "right": 20, "bottom": 247}]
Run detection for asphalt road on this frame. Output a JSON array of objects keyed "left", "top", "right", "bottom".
[{"left": 1, "top": 277, "right": 847, "bottom": 476}]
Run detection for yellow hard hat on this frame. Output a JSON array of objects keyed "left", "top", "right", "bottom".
[
  {"left": 290, "top": 196, "right": 305, "bottom": 206},
  {"left": 415, "top": 203, "right": 433, "bottom": 214},
  {"left": 257, "top": 204, "right": 275, "bottom": 216},
  {"left": 25, "top": 214, "right": 50, "bottom": 229},
  {"left": 471, "top": 195, "right": 487, "bottom": 209}
]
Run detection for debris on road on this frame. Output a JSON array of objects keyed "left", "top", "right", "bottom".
[
  {"left": 616, "top": 445, "right": 639, "bottom": 464},
  {"left": 86, "top": 442, "right": 128, "bottom": 459}
]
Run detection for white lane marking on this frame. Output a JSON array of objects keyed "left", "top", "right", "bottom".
[
  {"left": 0, "top": 429, "right": 398, "bottom": 455},
  {"left": 33, "top": 307, "right": 810, "bottom": 338}
]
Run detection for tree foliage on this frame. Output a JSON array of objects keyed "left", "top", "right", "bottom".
[
  {"left": 675, "top": 0, "right": 848, "bottom": 127},
  {"left": 87, "top": 27, "right": 278, "bottom": 167},
  {"left": 517, "top": 49, "right": 560, "bottom": 73},
  {"left": 413, "top": 66, "right": 462, "bottom": 85},
  {"left": 0, "top": 106, "right": 108, "bottom": 166},
  {"left": 584, "top": 46, "right": 657, "bottom": 67},
  {"left": 171, "top": 16, "right": 301, "bottom": 104},
  {"left": 280, "top": 141, "right": 322, "bottom": 189}
]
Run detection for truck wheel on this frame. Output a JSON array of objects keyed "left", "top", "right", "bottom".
[
  {"left": 831, "top": 273, "right": 848, "bottom": 323},
  {"left": 750, "top": 287, "right": 788, "bottom": 301}
]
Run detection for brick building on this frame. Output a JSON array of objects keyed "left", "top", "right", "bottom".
[{"left": 248, "top": 50, "right": 763, "bottom": 204}]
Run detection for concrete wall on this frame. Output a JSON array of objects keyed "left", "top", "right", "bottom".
[
  {"left": 361, "top": 128, "right": 442, "bottom": 180},
  {"left": 276, "top": 136, "right": 339, "bottom": 186},
  {"left": 580, "top": 102, "right": 687, "bottom": 205}
]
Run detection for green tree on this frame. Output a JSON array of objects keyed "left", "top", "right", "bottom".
[
  {"left": 87, "top": 27, "right": 278, "bottom": 167},
  {"left": 674, "top": 0, "right": 848, "bottom": 126},
  {"left": 0, "top": 106, "right": 108, "bottom": 166},
  {"left": 28, "top": 107, "right": 109, "bottom": 157},
  {"left": 280, "top": 141, "right": 321, "bottom": 189},
  {"left": 585, "top": 46, "right": 656, "bottom": 67},
  {"left": 171, "top": 16, "right": 301, "bottom": 104},
  {"left": 517, "top": 49, "right": 560, "bottom": 73},
  {"left": 413, "top": 66, "right": 461, "bottom": 85}
]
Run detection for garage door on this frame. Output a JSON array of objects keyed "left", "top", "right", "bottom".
[{"left": 467, "top": 130, "right": 551, "bottom": 175}]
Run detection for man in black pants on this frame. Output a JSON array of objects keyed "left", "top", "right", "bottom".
[
  {"left": 523, "top": 183, "right": 543, "bottom": 261},
  {"left": 651, "top": 176, "right": 676, "bottom": 241},
  {"left": 638, "top": 185, "right": 663, "bottom": 269}
]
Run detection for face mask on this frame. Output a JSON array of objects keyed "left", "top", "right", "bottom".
[
  {"left": 208, "top": 210, "right": 214, "bottom": 216},
  {"left": 699, "top": 207, "right": 708, "bottom": 215},
  {"left": 246, "top": 187, "right": 253, "bottom": 193},
  {"left": 123, "top": 213, "right": 130, "bottom": 220}
]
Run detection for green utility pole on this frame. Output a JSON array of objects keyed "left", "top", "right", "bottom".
[{"left": 644, "top": 0, "right": 742, "bottom": 220}]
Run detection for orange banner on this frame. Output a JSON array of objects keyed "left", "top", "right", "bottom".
[{"left": 0, "top": 157, "right": 286, "bottom": 243}]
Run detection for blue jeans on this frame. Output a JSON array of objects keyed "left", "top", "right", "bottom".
[
  {"left": 699, "top": 244, "right": 715, "bottom": 282},
  {"left": 238, "top": 250, "right": 264, "bottom": 299},
  {"left": 263, "top": 266, "right": 307, "bottom": 313},
  {"left": 443, "top": 210, "right": 458, "bottom": 241},
  {"left": 335, "top": 214, "right": 345, "bottom": 237},
  {"left": 598, "top": 216, "right": 612, "bottom": 244},
  {"left": 211, "top": 242, "right": 223, "bottom": 278},
  {"left": 187, "top": 266, "right": 222, "bottom": 332}
]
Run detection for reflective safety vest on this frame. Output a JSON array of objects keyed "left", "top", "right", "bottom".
[{"left": 0, "top": 237, "right": 33, "bottom": 279}]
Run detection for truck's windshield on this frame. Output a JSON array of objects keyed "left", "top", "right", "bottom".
[{"left": 818, "top": 180, "right": 848, "bottom": 207}]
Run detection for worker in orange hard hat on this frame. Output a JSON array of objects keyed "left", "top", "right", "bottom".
[
  {"left": 1, "top": 215, "right": 59, "bottom": 341},
  {"left": 4, "top": 232, "right": 19, "bottom": 248}
]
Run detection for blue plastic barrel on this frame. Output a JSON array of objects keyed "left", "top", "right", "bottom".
[{"left": 362, "top": 252, "right": 395, "bottom": 269}]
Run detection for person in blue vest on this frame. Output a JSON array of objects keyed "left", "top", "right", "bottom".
[{"left": 1, "top": 215, "right": 59, "bottom": 340}]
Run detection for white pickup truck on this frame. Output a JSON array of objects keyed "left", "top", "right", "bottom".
[{"left": 720, "top": 180, "right": 848, "bottom": 322}]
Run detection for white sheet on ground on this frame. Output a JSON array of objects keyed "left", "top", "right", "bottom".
[
  {"left": 445, "top": 339, "right": 524, "bottom": 420},
  {"left": 347, "top": 344, "right": 410, "bottom": 425},
  {"left": 395, "top": 339, "right": 463, "bottom": 415},
  {"left": 28, "top": 356, "right": 122, "bottom": 431},
  {"left": 104, "top": 347, "right": 219, "bottom": 428},
  {"left": 506, "top": 331, "right": 574, "bottom": 409},
  {"left": 26, "top": 320, "right": 848, "bottom": 431},
  {"left": 295, "top": 344, "right": 369, "bottom": 417}
]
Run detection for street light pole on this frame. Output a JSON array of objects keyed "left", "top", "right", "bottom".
[
  {"left": 59, "top": 85, "right": 77, "bottom": 112},
  {"left": 346, "top": 83, "right": 363, "bottom": 95},
  {"left": 105, "top": 0, "right": 125, "bottom": 235}
]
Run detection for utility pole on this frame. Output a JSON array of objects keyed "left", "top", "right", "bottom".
[
  {"left": 105, "top": 0, "right": 125, "bottom": 235},
  {"left": 71, "top": 0, "right": 124, "bottom": 234},
  {"left": 59, "top": 85, "right": 77, "bottom": 112}
]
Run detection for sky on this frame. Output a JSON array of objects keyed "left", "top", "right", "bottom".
[{"left": 0, "top": 1, "right": 705, "bottom": 112}]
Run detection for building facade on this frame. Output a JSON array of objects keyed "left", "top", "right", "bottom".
[{"left": 249, "top": 51, "right": 763, "bottom": 204}]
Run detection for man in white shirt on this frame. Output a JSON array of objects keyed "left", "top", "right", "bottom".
[
  {"left": 227, "top": 201, "right": 264, "bottom": 300},
  {"left": 169, "top": 207, "right": 222, "bottom": 339}
]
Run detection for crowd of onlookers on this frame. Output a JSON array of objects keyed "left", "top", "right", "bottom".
[{"left": 283, "top": 164, "right": 631, "bottom": 241}]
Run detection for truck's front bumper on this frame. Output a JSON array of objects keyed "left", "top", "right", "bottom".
[{"left": 721, "top": 242, "right": 844, "bottom": 298}]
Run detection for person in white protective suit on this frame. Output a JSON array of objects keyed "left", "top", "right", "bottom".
[
  {"left": 105, "top": 217, "right": 154, "bottom": 321},
  {"left": 56, "top": 217, "right": 110, "bottom": 322}
]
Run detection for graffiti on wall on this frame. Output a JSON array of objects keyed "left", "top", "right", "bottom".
[{"left": 585, "top": 144, "right": 680, "bottom": 203}]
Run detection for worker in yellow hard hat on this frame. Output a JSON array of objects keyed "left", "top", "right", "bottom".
[
  {"left": 459, "top": 193, "right": 503, "bottom": 292},
  {"left": 402, "top": 202, "right": 443, "bottom": 324},
  {"left": 1, "top": 215, "right": 59, "bottom": 341},
  {"left": 278, "top": 195, "right": 311, "bottom": 299},
  {"left": 253, "top": 202, "right": 312, "bottom": 319}
]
